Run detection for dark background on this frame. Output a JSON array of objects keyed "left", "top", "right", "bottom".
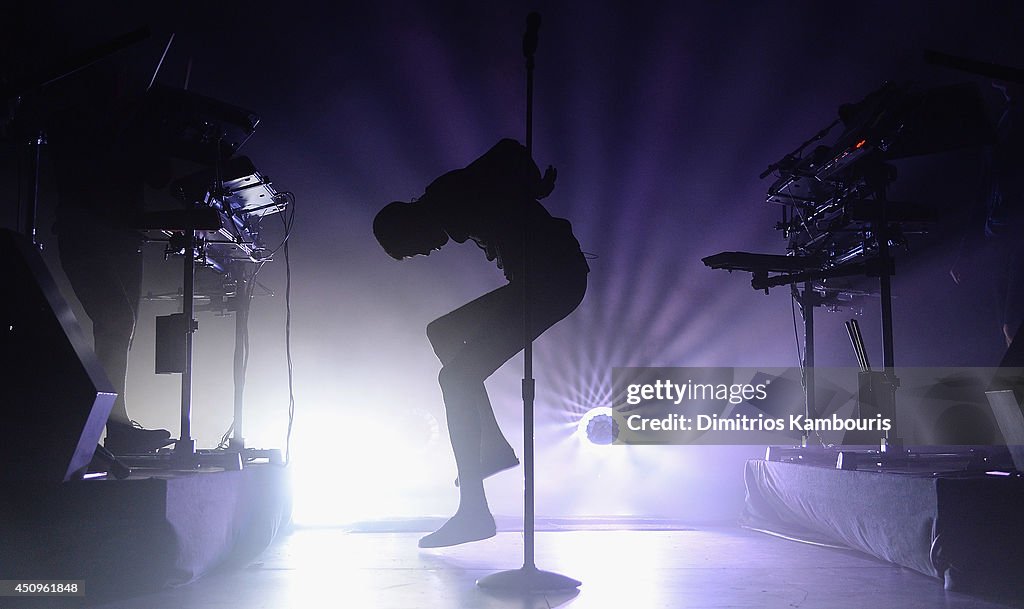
[{"left": 3, "top": 0, "right": 1022, "bottom": 521}]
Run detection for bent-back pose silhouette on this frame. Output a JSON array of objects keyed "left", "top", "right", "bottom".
[{"left": 374, "top": 139, "right": 589, "bottom": 548}]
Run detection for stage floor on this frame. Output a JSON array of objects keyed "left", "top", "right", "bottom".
[{"left": 84, "top": 524, "right": 1020, "bottom": 609}]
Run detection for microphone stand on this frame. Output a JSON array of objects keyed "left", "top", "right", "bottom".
[{"left": 477, "top": 12, "right": 581, "bottom": 593}]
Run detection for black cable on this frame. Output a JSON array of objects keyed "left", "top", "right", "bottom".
[
  {"left": 256, "top": 192, "right": 296, "bottom": 261},
  {"left": 790, "top": 284, "right": 803, "bottom": 365},
  {"left": 279, "top": 196, "right": 296, "bottom": 465},
  {"left": 217, "top": 421, "right": 234, "bottom": 450},
  {"left": 214, "top": 191, "right": 295, "bottom": 452}
]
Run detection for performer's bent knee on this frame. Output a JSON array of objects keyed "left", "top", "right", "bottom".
[
  {"left": 426, "top": 318, "right": 443, "bottom": 343},
  {"left": 426, "top": 319, "right": 458, "bottom": 362},
  {"left": 438, "top": 365, "right": 485, "bottom": 394}
]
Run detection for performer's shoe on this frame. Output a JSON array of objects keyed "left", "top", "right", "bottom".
[
  {"left": 418, "top": 510, "right": 496, "bottom": 548},
  {"left": 455, "top": 449, "right": 519, "bottom": 487},
  {"left": 104, "top": 421, "right": 173, "bottom": 455}
]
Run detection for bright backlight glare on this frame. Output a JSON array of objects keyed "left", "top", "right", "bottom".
[
  {"left": 290, "top": 408, "right": 442, "bottom": 525},
  {"left": 575, "top": 406, "right": 619, "bottom": 445}
]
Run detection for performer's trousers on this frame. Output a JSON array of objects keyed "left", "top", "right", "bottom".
[
  {"left": 57, "top": 216, "right": 141, "bottom": 424},
  {"left": 427, "top": 264, "right": 587, "bottom": 485}
]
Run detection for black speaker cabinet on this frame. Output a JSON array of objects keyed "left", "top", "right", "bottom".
[{"left": 0, "top": 229, "right": 115, "bottom": 481}]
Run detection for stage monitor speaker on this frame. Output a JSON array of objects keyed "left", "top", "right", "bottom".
[{"left": 0, "top": 229, "right": 115, "bottom": 482}]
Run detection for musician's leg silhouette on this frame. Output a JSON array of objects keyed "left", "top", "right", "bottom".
[{"left": 418, "top": 270, "right": 586, "bottom": 548}]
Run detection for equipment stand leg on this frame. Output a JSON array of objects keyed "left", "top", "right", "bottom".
[
  {"left": 175, "top": 227, "right": 197, "bottom": 459},
  {"left": 799, "top": 282, "right": 816, "bottom": 447},
  {"left": 874, "top": 214, "right": 902, "bottom": 453},
  {"left": 20, "top": 132, "right": 45, "bottom": 246},
  {"left": 229, "top": 273, "right": 249, "bottom": 451}
]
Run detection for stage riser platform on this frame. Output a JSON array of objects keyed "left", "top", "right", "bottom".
[
  {"left": 0, "top": 464, "right": 290, "bottom": 606},
  {"left": 742, "top": 459, "right": 1024, "bottom": 595}
]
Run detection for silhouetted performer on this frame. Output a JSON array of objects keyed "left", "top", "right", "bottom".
[
  {"left": 374, "top": 139, "right": 589, "bottom": 548},
  {"left": 951, "top": 81, "right": 1024, "bottom": 348},
  {"left": 986, "top": 82, "right": 1024, "bottom": 346},
  {"left": 48, "top": 61, "right": 172, "bottom": 454}
]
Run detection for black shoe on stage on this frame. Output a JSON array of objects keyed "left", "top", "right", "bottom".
[
  {"left": 104, "top": 421, "right": 173, "bottom": 455},
  {"left": 418, "top": 510, "right": 496, "bottom": 549}
]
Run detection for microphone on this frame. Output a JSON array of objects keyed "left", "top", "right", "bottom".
[{"left": 523, "top": 12, "right": 541, "bottom": 60}]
